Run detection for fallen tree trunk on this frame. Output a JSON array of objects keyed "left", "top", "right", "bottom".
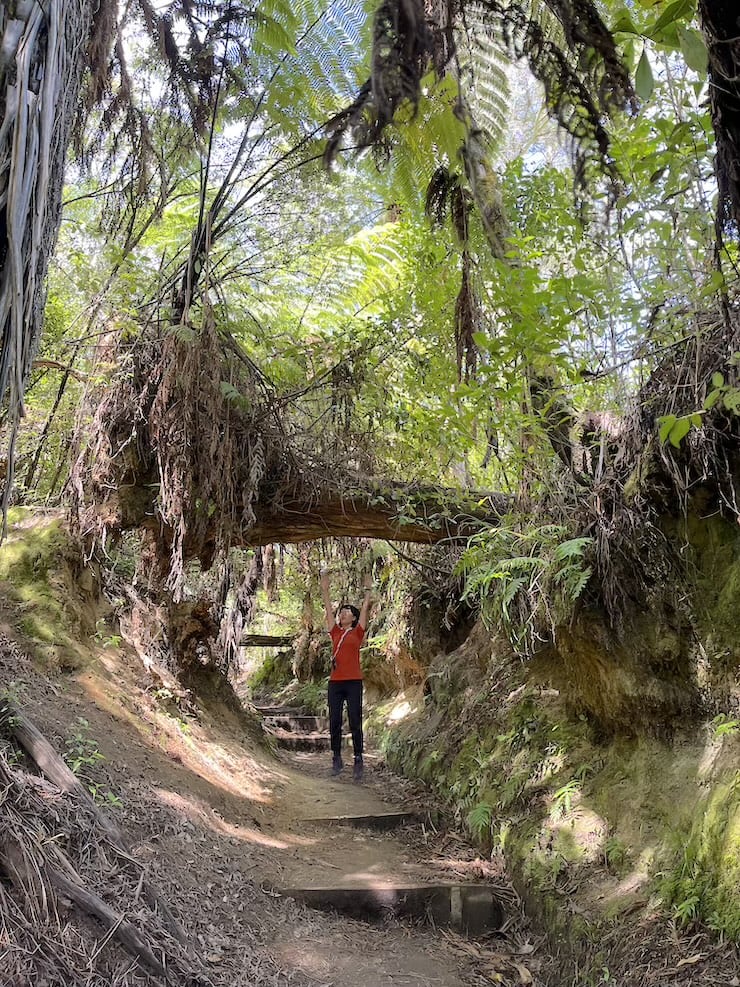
[
  {"left": 105, "top": 483, "right": 510, "bottom": 560},
  {"left": 244, "top": 488, "right": 510, "bottom": 546},
  {"left": 241, "top": 634, "right": 294, "bottom": 647}
]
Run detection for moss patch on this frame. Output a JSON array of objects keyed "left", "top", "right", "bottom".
[
  {"left": 375, "top": 623, "right": 740, "bottom": 954},
  {"left": 659, "top": 737, "right": 740, "bottom": 937},
  {"left": 0, "top": 511, "right": 93, "bottom": 670}
]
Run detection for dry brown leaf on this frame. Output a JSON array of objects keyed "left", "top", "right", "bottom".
[
  {"left": 514, "top": 962, "right": 533, "bottom": 984},
  {"left": 676, "top": 953, "right": 704, "bottom": 968}
]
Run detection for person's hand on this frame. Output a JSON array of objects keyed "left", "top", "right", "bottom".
[{"left": 362, "top": 572, "right": 373, "bottom": 591}]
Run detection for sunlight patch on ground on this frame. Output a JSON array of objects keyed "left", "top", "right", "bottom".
[
  {"left": 76, "top": 660, "right": 287, "bottom": 806},
  {"left": 540, "top": 794, "right": 609, "bottom": 867},
  {"left": 337, "top": 869, "right": 407, "bottom": 888},
  {"left": 698, "top": 736, "right": 724, "bottom": 779},
  {"left": 380, "top": 692, "right": 419, "bottom": 726},
  {"left": 596, "top": 847, "right": 655, "bottom": 915},
  {"left": 152, "top": 786, "right": 318, "bottom": 849},
  {"left": 272, "top": 943, "right": 340, "bottom": 981}
]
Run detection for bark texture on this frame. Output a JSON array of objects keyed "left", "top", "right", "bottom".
[{"left": 0, "top": 1, "right": 94, "bottom": 497}]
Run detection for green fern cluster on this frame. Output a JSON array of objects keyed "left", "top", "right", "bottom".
[{"left": 457, "top": 521, "right": 593, "bottom": 652}]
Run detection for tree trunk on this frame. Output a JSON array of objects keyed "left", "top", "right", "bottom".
[
  {"left": 0, "top": 1, "right": 95, "bottom": 501},
  {"left": 244, "top": 490, "right": 508, "bottom": 546},
  {"left": 106, "top": 481, "right": 509, "bottom": 559},
  {"left": 699, "top": 0, "right": 740, "bottom": 230}
]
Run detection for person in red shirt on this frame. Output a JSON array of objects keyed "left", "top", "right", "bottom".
[{"left": 319, "top": 567, "right": 373, "bottom": 781}]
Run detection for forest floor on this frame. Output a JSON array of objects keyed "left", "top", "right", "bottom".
[
  {"left": 3, "top": 536, "right": 740, "bottom": 986},
  {"left": 0, "top": 599, "right": 543, "bottom": 987}
]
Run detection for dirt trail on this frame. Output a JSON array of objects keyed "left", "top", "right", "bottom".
[
  {"left": 4, "top": 631, "right": 523, "bottom": 987},
  {"left": 252, "top": 750, "right": 491, "bottom": 987}
]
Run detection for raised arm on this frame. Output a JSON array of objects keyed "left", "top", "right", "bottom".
[
  {"left": 359, "top": 572, "right": 373, "bottom": 630},
  {"left": 319, "top": 566, "right": 335, "bottom": 632}
]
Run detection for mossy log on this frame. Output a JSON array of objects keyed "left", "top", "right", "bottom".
[
  {"left": 109, "top": 483, "right": 509, "bottom": 554},
  {"left": 241, "top": 634, "right": 294, "bottom": 647},
  {"left": 244, "top": 489, "right": 509, "bottom": 546}
]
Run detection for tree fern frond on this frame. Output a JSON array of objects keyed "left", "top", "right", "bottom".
[
  {"left": 483, "top": 0, "right": 636, "bottom": 189},
  {"left": 324, "top": 0, "right": 437, "bottom": 165},
  {"left": 456, "top": 3, "right": 511, "bottom": 151}
]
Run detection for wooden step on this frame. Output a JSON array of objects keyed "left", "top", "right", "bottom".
[
  {"left": 263, "top": 714, "right": 329, "bottom": 734},
  {"left": 303, "top": 811, "right": 418, "bottom": 831},
  {"left": 264, "top": 727, "right": 343, "bottom": 752},
  {"left": 276, "top": 882, "right": 503, "bottom": 937},
  {"left": 252, "top": 704, "right": 299, "bottom": 716}
]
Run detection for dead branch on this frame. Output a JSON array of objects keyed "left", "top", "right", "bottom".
[{"left": 0, "top": 700, "right": 187, "bottom": 944}]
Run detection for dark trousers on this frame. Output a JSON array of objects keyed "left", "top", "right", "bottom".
[{"left": 328, "top": 679, "right": 363, "bottom": 759}]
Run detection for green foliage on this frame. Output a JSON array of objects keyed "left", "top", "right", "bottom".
[
  {"left": 250, "top": 650, "right": 294, "bottom": 695},
  {"left": 603, "top": 836, "right": 629, "bottom": 873},
  {"left": 657, "top": 412, "right": 703, "bottom": 448},
  {"left": 703, "top": 361, "right": 740, "bottom": 416},
  {"left": 466, "top": 799, "right": 495, "bottom": 840},
  {"left": 553, "top": 778, "right": 582, "bottom": 818},
  {"left": 93, "top": 619, "right": 122, "bottom": 649},
  {"left": 0, "top": 515, "right": 85, "bottom": 668},
  {"left": 712, "top": 714, "right": 740, "bottom": 739},
  {"left": 291, "top": 678, "right": 328, "bottom": 716},
  {"left": 457, "top": 523, "right": 593, "bottom": 652},
  {"left": 64, "top": 717, "right": 121, "bottom": 807},
  {"left": 658, "top": 775, "right": 740, "bottom": 940}
]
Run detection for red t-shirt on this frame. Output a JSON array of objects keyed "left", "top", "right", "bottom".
[{"left": 329, "top": 624, "right": 365, "bottom": 681}]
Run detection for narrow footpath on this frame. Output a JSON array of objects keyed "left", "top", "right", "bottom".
[
  {"left": 6, "top": 627, "right": 538, "bottom": 987},
  {"left": 254, "top": 705, "right": 528, "bottom": 987}
]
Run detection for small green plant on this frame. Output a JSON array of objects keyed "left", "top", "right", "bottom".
[
  {"left": 467, "top": 799, "right": 494, "bottom": 840},
  {"left": 64, "top": 717, "right": 121, "bottom": 807},
  {"left": 604, "top": 836, "right": 628, "bottom": 872},
  {"left": 93, "top": 618, "right": 122, "bottom": 649},
  {"left": 0, "top": 681, "right": 23, "bottom": 727},
  {"left": 456, "top": 521, "right": 593, "bottom": 652},
  {"left": 657, "top": 411, "right": 703, "bottom": 448},
  {"left": 712, "top": 713, "right": 740, "bottom": 739},
  {"left": 703, "top": 361, "right": 740, "bottom": 416},
  {"left": 672, "top": 890, "right": 701, "bottom": 926},
  {"left": 658, "top": 359, "right": 740, "bottom": 448},
  {"left": 553, "top": 778, "right": 581, "bottom": 817}
]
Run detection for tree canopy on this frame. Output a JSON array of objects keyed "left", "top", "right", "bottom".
[{"left": 0, "top": 0, "right": 737, "bottom": 601}]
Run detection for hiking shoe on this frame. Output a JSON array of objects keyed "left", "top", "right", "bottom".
[
  {"left": 352, "top": 757, "right": 364, "bottom": 782},
  {"left": 331, "top": 756, "right": 343, "bottom": 776}
]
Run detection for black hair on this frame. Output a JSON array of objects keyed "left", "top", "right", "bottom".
[{"left": 339, "top": 604, "right": 361, "bottom": 627}]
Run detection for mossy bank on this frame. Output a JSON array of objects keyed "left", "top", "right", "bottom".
[{"left": 369, "top": 617, "right": 740, "bottom": 969}]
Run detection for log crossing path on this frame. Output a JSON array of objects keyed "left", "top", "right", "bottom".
[{"left": 254, "top": 703, "right": 516, "bottom": 986}]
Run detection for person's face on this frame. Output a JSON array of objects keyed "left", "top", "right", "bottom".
[{"left": 337, "top": 606, "right": 355, "bottom": 629}]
